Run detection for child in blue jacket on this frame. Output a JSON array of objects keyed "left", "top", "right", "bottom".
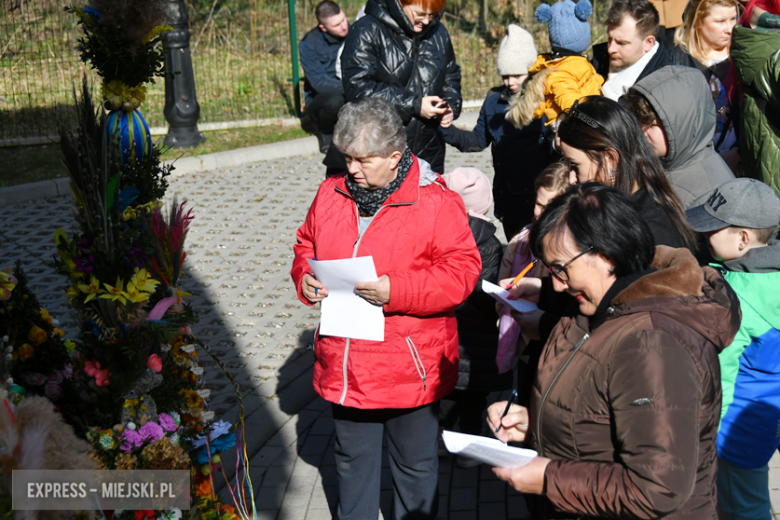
[
  {"left": 439, "top": 25, "right": 553, "bottom": 240},
  {"left": 686, "top": 178, "right": 780, "bottom": 520}
]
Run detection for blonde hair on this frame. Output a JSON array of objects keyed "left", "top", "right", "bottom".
[
  {"left": 534, "top": 160, "right": 570, "bottom": 195},
  {"left": 674, "top": 0, "right": 739, "bottom": 63}
]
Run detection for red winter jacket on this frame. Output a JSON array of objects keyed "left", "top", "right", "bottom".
[{"left": 291, "top": 156, "right": 482, "bottom": 409}]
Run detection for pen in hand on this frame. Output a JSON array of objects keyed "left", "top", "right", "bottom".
[{"left": 495, "top": 389, "right": 519, "bottom": 434}]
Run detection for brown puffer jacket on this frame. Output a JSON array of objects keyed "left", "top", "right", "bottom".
[{"left": 529, "top": 246, "right": 741, "bottom": 519}]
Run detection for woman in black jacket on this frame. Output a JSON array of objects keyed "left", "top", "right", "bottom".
[{"left": 341, "top": 0, "right": 461, "bottom": 174}]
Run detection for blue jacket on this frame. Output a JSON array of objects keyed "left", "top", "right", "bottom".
[
  {"left": 716, "top": 234, "right": 780, "bottom": 469},
  {"left": 439, "top": 85, "right": 550, "bottom": 218},
  {"left": 300, "top": 26, "right": 345, "bottom": 101}
]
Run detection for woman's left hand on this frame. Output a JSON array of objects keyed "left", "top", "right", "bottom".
[
  {"left": 440, "top": 106, "right": 454, "bottom": 127},
  {"left": 493, "top": 456, "right": 551, "bottom": 495},
  {"left": 355, "top": 275, "right": 391, "bottom": 306}
]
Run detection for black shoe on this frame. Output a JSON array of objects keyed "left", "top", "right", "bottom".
[{"left": 317, "top": 132, "right": 333, "bottom": 154}]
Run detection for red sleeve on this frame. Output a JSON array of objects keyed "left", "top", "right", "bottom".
[
  {"left": 291, "top": 187, "right": 321, "bottom": 306},
  {"left": 385, "top": 192, "right": 482, "bottom": 316}
]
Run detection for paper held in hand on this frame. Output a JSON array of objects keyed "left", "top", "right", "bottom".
[
  {"left": 307, "top": 257, "right": 384, "bottom": 341},
  {"left": 442, "top": 430, "right": 538, "bottom": 468},
  {"left": 482, "top": 280, "right": 539, "bottom": 313}
]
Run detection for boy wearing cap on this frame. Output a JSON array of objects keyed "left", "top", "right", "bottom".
[
  {"left": 439, "top": 25, "right": 553, "bottom": 239},
  {"left": 686, "top": 178, "right": 780, "bottom": 520}
]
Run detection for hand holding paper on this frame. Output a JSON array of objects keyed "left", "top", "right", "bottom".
[
  {"left": 482, "top": 280, "right": 539, "bottom": 314},
  {"left": 441, "top": 430, "right": 537, "bottom": 468}
]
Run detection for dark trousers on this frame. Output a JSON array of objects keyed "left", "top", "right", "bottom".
[
  {"left": 439, "top": 389, "right": 488, "bottom": 436},
  {"left": 306, "top": 92, "right": 346, "bottom": 135},
  {"left": 332, "top": 402, "right": 440, "bottom": 520}
]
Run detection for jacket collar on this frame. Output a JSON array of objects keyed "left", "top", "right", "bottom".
[
  {"left": 321, "top": 29, "right": 346, "bottom": 45},
  {"left": 365, "top": 0, "right": 440, "bottom": 38},
  {"left": 334, "top": 154, "right": 439, "bottom": 206}
]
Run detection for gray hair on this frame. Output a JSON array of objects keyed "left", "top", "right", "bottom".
[{"left": 333, "top": 98, "right": 407, "bottom": 157}]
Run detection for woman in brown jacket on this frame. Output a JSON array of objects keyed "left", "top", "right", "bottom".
[{"left": 488, "top": 183, "right": 741, "bottom": 519}]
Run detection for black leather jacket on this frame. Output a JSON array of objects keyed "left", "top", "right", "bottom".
[{"left": 341, "top": 0, "right": 462, "bottom": 173}]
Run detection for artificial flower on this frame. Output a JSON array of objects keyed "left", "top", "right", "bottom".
[
  {"left": 158, "top": 413, "right": 178, "bottom": 432},
  {"left": 17, "top": 343, "right": 34, "bottom": 361},
  {"left": 102, "top": 80, "right": 147, "bottom": 108},
  {"left": 146, "top": 353, "right": 162, "bottom": 373},
  {"left": 40, "top": 308, "right": 53, "bottom": 325},
  {"left": 134, "top": 510, "right": 155, "bottom": 520},
  {"left": 130, "top": 268, "right": 159, "bottom": 293},
  {"left": 53, "top": 328, "right": 65, "bottom": 336},
  {"left": 194, "top": 477, "right": 212, "bottom": 497},
  {"left": 143, "top": 25, "right": 172, "bottom": 45},
  {"left": 65, "top": 286, "right": 81, "bottom": 302},
  {"left": 125, "top": 282, "right": 149, "bottom": 304},
  {"left": 61, "top": 364, "right": 73, "bottom": 378},
  {"left": 94, "top": 369, "right": 110, "bottom": 386},
  {"left": 120, "top": 429, "right": 144, "bottom": 453},
  {"left": 122, "top": 207, "right": 140, "bottom": 221},
  {"left": 85, "top": 360, "right": 111, "bottom": 386},
  {"left": 219, "top": 505, "right": 237, "bottom": 520},
  {"left": 192, "top": 420, "right": 232, "bottom": 448},
  {"left": 45, "top": 371, "right": 63, "bottom": 399},
  {"left": 138, "top": 421, "right": 164, "bottom": 443},
  {"left": 100, "top": 277, "right": 127, "bottom": 305},
  {"left": 99, "top": 432, "right": 117, "bottom": 450},
  {"left": 182, "top": 390, "right": 203, "bottom": 410},
  {"left": 141, "top": 437, "right": 189, "bottom": 470},
  {"left": 27, "top": 325, "right": 47, "bottom": 346},
  {"left": 77, "top": 275, "right": 102, "bottom": 303},
  {"left": 22, "top": 372, "right": 46, "bottom": 386},
  {"left": 73, "top": 253, "right": 96, "bottom": 274},
  {"left": 157, "top": 508, "right": 182, "bottom": 520},
  {"left": 193, "top": 432, "right": 236, "bottom": 464}
]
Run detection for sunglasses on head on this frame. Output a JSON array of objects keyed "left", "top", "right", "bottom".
[{"left": 565, "top": 99, "right": 606, "bottom": 132}]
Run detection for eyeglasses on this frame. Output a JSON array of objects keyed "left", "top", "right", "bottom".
[
  {"left": 565, "top": 99, "right": 606, "bottom": 132},
  {"left": 543, "top": 245, "right": 595, "bottom": 282},
  {"left": 412, "top": 9, "right": 439, "bottom": 20}
]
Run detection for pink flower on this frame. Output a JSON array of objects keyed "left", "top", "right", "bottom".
[
  {"left": 120, "top": 429, "right": 144, "bottom": 452},
  {"left": 21, "top": 372, "right": 47, "bottom": 386},
  {"left": 138, "top": 421, "right": 164, "bottom": 443},
  {"left": 85, "top": 360, "right": 110, "bottom": 386},
  {"left": 146, "top": 354, "right": 162, "bottom": 373},
  {"left": 157, "top": 413, "right": 178, "bottom": 432},
  {"left": 61, "top": 364, "right": 73, "bottom": 378}
]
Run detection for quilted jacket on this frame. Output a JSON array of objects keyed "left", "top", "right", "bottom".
[
  {"left": 731, "top": 26, "right": 780, "bottom": 198},
  {"left": 528, "top": 247, "right": 741, "bottom": 519},
  {"left": 291, "top": 155, "right": 481, "bottom": 409},
  {"left": 341, "top": 0, "right": 462, "bottom": 174}
]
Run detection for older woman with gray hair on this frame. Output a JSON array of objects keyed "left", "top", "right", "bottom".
[{"left": 291, "top": 97, "right": 481, "bottom": 520}]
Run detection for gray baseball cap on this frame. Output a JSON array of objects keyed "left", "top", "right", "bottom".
[{"left": 686, "top": 178, "right": 780, "bottom": 233}]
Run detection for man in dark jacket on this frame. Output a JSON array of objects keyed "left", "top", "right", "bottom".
[
  {"left": 341, "top": 0, "right": 462, "bottom": 174},
  {"left": 592, "top": 0, "right": 673, "bottom": 101},
  {"left": 299, "top": 1, "right": 349, "bottom": 153}
]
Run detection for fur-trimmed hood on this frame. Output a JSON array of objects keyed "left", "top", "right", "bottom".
[{"left": 609, "top": 245, "right": 741, "bottom": 353}]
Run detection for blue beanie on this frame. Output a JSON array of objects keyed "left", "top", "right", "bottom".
[{"left": 535, "top": 0, "right": 592, "bottom": 54}]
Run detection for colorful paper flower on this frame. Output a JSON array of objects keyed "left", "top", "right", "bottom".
[
  {"left": 192, "top": 420, "right": 232, "bottom": 448},
  {"left": 138, "top": 421, "right": 164, "bottom": 443},
  {"left": 143, "top": 25, "right": 172, "bottom": 45},
  {"left": 17, "top": 343, "right": 34, "bottom": 361},
  {"left": 193, "top": 432, "right": 236, "bottom": 464},
  {"left": 130, "top": 268, "right": 159, "bottom": 293},
  {"left": 27, "top": 326, "right": 47, "bottom": 346},
  {"left": 40, "top": 308, "right": 53, "bottom": 325},
  {"left": 157, "top": 413, "right": 178, "bottom": 432},
  {"left": 146, "top": 353, "right": 162, "bottom": 373},
  {"left": 85, "top": 360, "right": 111, "bottom": 386},
  {"left": 157, "top": 508, "right": 181, "bottom": 520},
  {"left": 120, "top": 429, "right": 144, "bottom": 452},
  {"left": 65, "top": 286, "right": 81, "bottom": 302},
  {"left": 125, "top": 282, "right": 150, "bottom": 304},
  {"left": 77, "top": 275, "right": 102, "bottom": 303},
  {"left": 134, "top": 510, "right": 155, "bottom": 520},
  {"left": 100, "top": 277, "right": 127, "bottom": 305}
]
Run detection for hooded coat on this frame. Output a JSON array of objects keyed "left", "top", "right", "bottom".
[
  {"left": 341, "top": 0, "right": 462, "bottom": 174},
  {"left": 528, "top": 246, "right": 741, "bottom": 519},
  {"left": 731, "top": 26, "right": 780, "bottom": 198},
  {"left": 630, "top": 66, "right": 734, "bottom": 208},
  {"left": 716, "top": 231, "right": 780, "bottom": 470}
]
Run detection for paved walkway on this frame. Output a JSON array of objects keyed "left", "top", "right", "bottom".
[{"left": 2, "top": 139, "right": 779, "bottom": 519}]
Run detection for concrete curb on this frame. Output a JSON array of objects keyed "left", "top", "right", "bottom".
[{"left": 0, "top": 109, "right": 479, "bottom": 205}]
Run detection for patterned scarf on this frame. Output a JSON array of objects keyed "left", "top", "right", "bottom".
[{"left": 346, "top": 147, "right": 413, "bottom": 217}]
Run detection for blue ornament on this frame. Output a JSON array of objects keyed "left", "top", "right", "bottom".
[{"left": 106, "top": 109, "right": 152, "bottom": 165}]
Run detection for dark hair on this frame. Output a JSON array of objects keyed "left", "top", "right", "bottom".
[
  {"left": 530, "top": 183, "right": 656, "bottom": 277},
  {"left": 558, "top": 95, "right": 697, "bottom": 249},
  {"left": 606, "top": 0, "right": 660, "bottom": 38},
  {"left": 316, "top": 1, "right": 342, "bottom": 24},
  {"left": 623, "top": 88, "right": 661, "bottom": 129},
  {"left": 731, "top": 225, "right": 778, "bottom": 244}
]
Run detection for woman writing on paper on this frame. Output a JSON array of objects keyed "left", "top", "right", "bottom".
[
  {"left": 486, "top": 183, "right": 740, "bottom": 519},
  {"left": 291, "top": 97, "right": 481, "bottom": 520}
]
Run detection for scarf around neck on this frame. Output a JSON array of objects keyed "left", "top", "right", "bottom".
[{"left": 346, "top": 147, "right": 413, "bottom": 217}]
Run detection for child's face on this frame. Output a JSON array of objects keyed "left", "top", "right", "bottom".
[
  {"left": 534, "top": 187, "right": 558, "bottom": 221},
  {"left": 502, "top": 75, "right": 528, "bottom": 94},
  {"left": 707, "top": 227, "right": 743, "bottom": 261}
]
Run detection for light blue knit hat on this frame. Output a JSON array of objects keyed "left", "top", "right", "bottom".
[{"left": 535, "top": 0, "right": 593, "bottom": 54}]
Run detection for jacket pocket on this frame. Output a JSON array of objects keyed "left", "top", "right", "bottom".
[{"left": 405, "top": 336, "right": 427, "bottom": 391}]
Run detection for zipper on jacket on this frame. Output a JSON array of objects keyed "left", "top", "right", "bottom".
[
  {"left": 334, "top": 184, "right": 419, "bottom": 405},
  {"left": 536, "top": 333, "right": 590, "bottom": 457},
  {"left": 405, "top": 337, "right": 427, "bottom": 391}
]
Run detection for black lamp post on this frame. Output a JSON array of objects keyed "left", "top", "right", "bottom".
[{"left": 162, "top": 0, "right": 206, "bottom": 148}]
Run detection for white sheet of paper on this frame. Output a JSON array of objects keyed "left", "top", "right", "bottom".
[
  {"left": 307, "top": 257, "right": 385, "bottom": 341},
  {"left": 482, "top": 280, "right": 539, "bottom": 313},
  {"left": 442, "top": 430, "right": 538, "bottom": 468}
]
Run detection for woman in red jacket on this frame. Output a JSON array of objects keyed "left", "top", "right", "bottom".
[{"left": 291, "top": 97, "right": 481, "bottom": 520}]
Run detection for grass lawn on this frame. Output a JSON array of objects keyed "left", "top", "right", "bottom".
[{"left": 0, "top": 123, "right": 311, "bottom": 188}]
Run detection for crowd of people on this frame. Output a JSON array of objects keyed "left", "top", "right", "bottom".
[{"left": 292, "top": 0, "right": 780, "bottom": 518}]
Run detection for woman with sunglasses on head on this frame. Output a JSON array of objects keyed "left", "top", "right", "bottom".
[
  {"left": 488, "top": 183, "right": 740, "bottom": 519},
  {"left": 341, "top": 0, "right": 460, "bottom": 175}
]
